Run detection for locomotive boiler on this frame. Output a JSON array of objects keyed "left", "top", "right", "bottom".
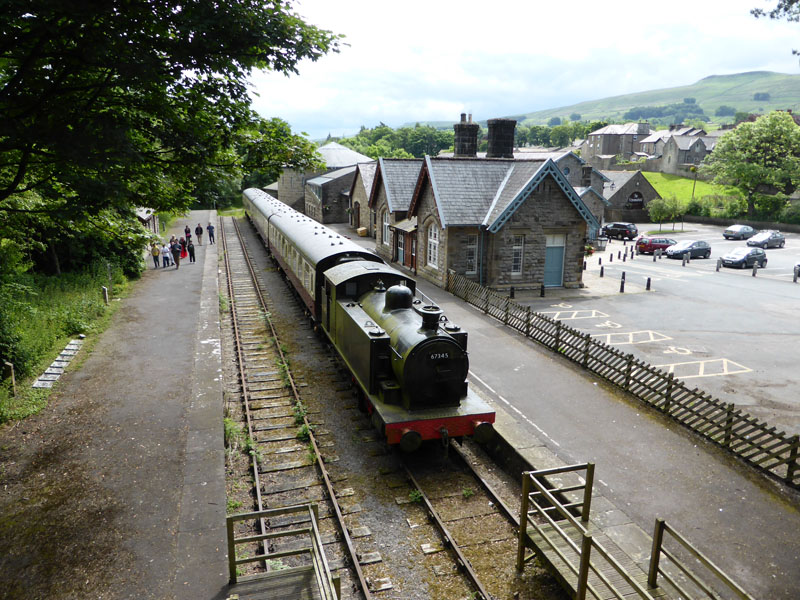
[{"left": 242, "top": 188, "right": 495, "bottom": 451}]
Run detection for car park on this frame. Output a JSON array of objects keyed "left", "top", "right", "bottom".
[
  {"left": 665, "top": 240, "right": 711, "bottom": 259},
  {"left": 635, "top": 236, "right": 677, "bottom": 254},
  {"left": 720, "top": 247, "right": 767, "bottom": 269},
  {"left": 723, "top": 224, "right": 757, "bottom": 240},
  {"left": 601, "top": 222, "right": 638, "bottom": 240},
  {"left": 747, "top": 230, "right": 785, "bottom": 249}
]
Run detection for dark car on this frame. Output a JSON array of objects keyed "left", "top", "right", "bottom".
[
  {"left": 665, "top": 240, "right": 711, "bottom": 259},
  {"left": 747, "top": 230, "right": 785, "bottom": 249},
  {"left": 636, "top": 236, "right": 677, "bottom": 254},
  {"left": 723, "top": 224, "right": 757, "bottom": 240},
  {"left": 601, "top": 222, "right": 638, "bottom": 240},
  {"left": 720, "top": 247, "right": 767, "bottom": 269}
]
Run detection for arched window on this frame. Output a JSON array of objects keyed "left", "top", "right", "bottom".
[
  {"left": 427, "top": 224, "right": 439, "bottom": 268},
  {"left": 382, "top": 210, "right": 390, "bottom": 245}
]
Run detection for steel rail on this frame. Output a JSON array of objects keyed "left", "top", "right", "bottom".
[
  {"left": 229, "top": 217, "right": 372, "bottom": 600},
  {"left": 401, "top": 464, "right": 494, "bottom": 600}
]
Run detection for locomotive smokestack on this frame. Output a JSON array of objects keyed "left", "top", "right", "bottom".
[{"left": 415, "top": 304, "right": 443, "bottom": 330}]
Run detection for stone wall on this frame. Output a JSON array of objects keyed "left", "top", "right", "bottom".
[
  {"left": 279, "top": 167, "right": 314, "bottom": 212},
  {"left": 414, "top": 186, "right": 447, "bottom": 288},
  {"left": 350, "top": 175, "right": 371, "bottom": 234}
]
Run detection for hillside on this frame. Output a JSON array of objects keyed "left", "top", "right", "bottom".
[{"left": 418, "top": 71, "right": 800, "bottom": 129}]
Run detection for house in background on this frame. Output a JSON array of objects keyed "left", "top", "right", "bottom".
[
  {"left": 348, "top": 162, "right": 378, "bottom": 234},
  {"left": 638, "top": 125, "right": 706, "bottom": 156},
  {"left": 136, "top": 208, "right": 160, "bottom": 235},
  {"left": 580, "top": 122, "right": 652, "bottom": 163},
  {"left": 660, "top": 135, "right": 717, "bottom": 174},
  {"left": 600, "top": 170, "right": 661, "bottom": 222},
  {"left": 304, "top": 165, "right": 359, "bottom": 224},
  {"left": 277, "top": 141, "right": 371, "bottom": 213},
  {"left": 369, "top": 158, "right": 423, "bottom": 269}
]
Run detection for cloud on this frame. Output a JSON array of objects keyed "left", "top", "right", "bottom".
[{"left": 250, "top": 0, "right": 800, "bottom": 139}]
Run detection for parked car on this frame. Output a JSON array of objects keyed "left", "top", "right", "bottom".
[
  {"left": 665, "top": 240, "right": 711, "bottom": 259},
  {"left": 635, "top": 236, "right": 677, "bottom": 254},
  {"left": 601, "top": 222, "right": 638, "bottom": 240},
  {"left": 723, "top": 224, "right": 757, "bottom": 240},
  {"left": 720, "top": 247, "right": 767, "bottom": 269},
  {"left": 747, "top": 230, "right": 785, "bottom": 249}
]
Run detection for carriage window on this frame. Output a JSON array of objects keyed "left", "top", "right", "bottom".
[{"left": 345, "top": 281, "right": 358, "bottom": 297}]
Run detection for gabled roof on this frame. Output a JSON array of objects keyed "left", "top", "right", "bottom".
[
  {"left": 574, "top": 186, "right": 611, "bottom": 206},
  {"left": 589, "top": 123, "right": 650, "bottom": 136},
  {"left": 349, "top": 162, "right": 377, "bottom": 200},
  {"left": 600, "top": 170, "right": 637, "bottom": 198},
  {"left": 408, "top": 157, "right": 599, "bottom": 233},
  {"left": 317, "top": 142, "right": 372, "bottom": 168},
  {"left": 369, "top": 158, "right": 423, "bottom": 212},
  {"left": 668, "top": 135, "right": 708, "bottom": 151}
]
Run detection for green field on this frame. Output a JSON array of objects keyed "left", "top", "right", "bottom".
[{"left": 642, "top": 172, "right": 742, "bottom": 205}]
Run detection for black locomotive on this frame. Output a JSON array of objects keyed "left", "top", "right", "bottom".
[{"left": 243, "top": 188, "right": 494, "bottom": 451}]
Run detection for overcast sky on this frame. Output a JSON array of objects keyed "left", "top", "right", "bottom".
[{"left": 248, "top": 0, "right": 800, "bottom": 140}]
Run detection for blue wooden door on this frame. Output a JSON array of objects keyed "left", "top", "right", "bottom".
[{"left": 544, "top": 234, "right": 565, "bottom": 287}]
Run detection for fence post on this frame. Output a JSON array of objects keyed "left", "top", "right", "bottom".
[
  {"left": 226, "top": 517, "right": 237, "bottom": 583},
  {"left": 504, "top": 297, "right": 510, "bottom": 325},
  {"left": 516, "top": 473, "right": 532, "bottom": 571},
  {"left": 624, "top": 354, "right": 634, "bottom": 390},
  {"left": 554, "top": 320, "right": 562, "bottom": 352},
  {"left": 786, "top": 435, "right": 799, "bottom": 486},
  {"left": 724, "top": 403, "right": 735, "bottom": 447},
  {"left": 663, "top": 373, "right": 674, "bottom": 413},
  {"left": 526, "top": 306, "right": 532, "bottom": 338},
  {"left": 582, "top": 333, "right": 591, "bottom": 368},
  {"left": 648, "top": 518, "right": 666, "bottom": 588},
  {"left": 581, "top": 463, "right": 595, "bottom": 522},
  {"left": 3, "top": 362, "right": 15, "bottom": 397},
  {"left": 102, "top": 286, "right": 109, "bottom": 305},
  {"left": 576, "top": 533, "right": 593, "bottom": 600},
  {"left": 483, "top": 288, "right": 489, "bottom": 314}
]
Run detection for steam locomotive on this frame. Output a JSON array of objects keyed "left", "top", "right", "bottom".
[{"left": 242, "top": 188, "right": 495, "bottom": 451}]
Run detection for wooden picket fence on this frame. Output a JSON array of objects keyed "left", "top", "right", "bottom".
[{"left": 447, "top": 272, "right": 800, "bottom": 489}]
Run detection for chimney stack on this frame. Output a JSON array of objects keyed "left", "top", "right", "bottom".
[
  {"left": 454, "top": 113, "right": 479, "bottom": 158},
  {"left": 486, "top": 118, "right": 516, "bottom": 159}
]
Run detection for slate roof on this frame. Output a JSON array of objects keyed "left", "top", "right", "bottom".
[
  {"left": 600, "top": 171, "right": 637, "bottom": 199},
  {"left": 670, "top": 135, "right": 706, "bottom": 151},
  {"left": 589, "top": 123, "right": 650, "bottom": 136},
  {"left": 575, "top": 186, "right": 611, "bottom": 206},
  {"left": 317, "top": 142, "right": 372, "bottom": 168},
  {"left": 307, "top": 165, "right": 357, "bottom": 187},
  {"left": 410, "top": 157, "right": 599, "bottom": 233},
  {"left": 375, "top": 158, "right": 423, "bottom": 212},
  {"left": 351, "top": 162, "right": 377, "bottom": 199}
]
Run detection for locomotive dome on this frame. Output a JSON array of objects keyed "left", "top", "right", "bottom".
[{"left": 384, "top": 284, "right": 414, "bottom": 311}]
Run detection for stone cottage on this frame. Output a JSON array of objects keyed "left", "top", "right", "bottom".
[
  {"left": 581, "top": 122, "right": 652, "bottom": 162},
  {"left": 348, "top": 162, "right": 378, "bottom": 234},
  {"left": 369, "top": 158, "right": 424, "bottom": 268},
  {"left": 408, "top": 154, "right": 598, "bottom": 291},
  {"left": 304, "top": 165, "right": 357, "bottom": 224},
  {"left": 600, "top": 170, "right": 661, "bottom": 222}
]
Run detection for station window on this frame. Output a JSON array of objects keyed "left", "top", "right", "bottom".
[
  {"left": 465, "top": 234, "right": 477, "bottom": 274},
  {"left": 427, "top": 224, "right": 439, "bottom": 268},
  {"left": 511, "top": 234, "right": 524, "bottom": 275}
]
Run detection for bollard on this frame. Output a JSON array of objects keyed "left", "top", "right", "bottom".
[
  {"left": 3, "top": 361, "right": 15, "bottom": 397},
  {"left": 623, "top": 253, "right": 626, "bottom": 262},
  {"left": 794, "top": 265, "right": 799, "bottom": 283},
  {"left": 630, "top": 250, "right": 634, "bottom": 261},
  {"left": 600, "top": 266, "right": 604, "bottom": 278},
  {"left": 583, "top": 261, "right": 587, "bottom": 271},
  {"left": 102, "top": 285, "right": 109, "bottom": 305},
  {"left": 619, "top": 274, "right": 625, "bottom": 293},
  {"left": 653, "top": 253, "right": 657, "bottom": 263},
  {"left": 646, "top": 277, "right": 651, "bottom": 291},
  {"left": 621, "top": 271, "right": 626, "bottom": 281},
  {"left": 510, "top": 286, "right": 515, "bottom": 299},
  {"left": 618, "top": 251, "right": 622, "bottom": 260},
  {"left": 609, "top": 254, "right": 613, "bottom": 263},
  {"left": 540, "top": 283, "right": 545, "bottom": 298},
  {"left": 716, "top": 258, "right": 721, "bottom": 272},
  {"left": 752, "top": 262, "right": 758, "bottom": 277},
  {"left": 598, "top": 257, "right": 602, "bottom": 266}
]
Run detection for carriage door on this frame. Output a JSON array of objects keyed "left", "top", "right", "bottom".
[{"left": 544, "top": 233, "right": 566, "bottom": 287}]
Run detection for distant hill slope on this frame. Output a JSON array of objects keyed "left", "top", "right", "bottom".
[{"left": 416, "top": 72, "right": 800, "bottom": 129}]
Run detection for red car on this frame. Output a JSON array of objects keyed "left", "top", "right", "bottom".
[{"left": 636, "top": 236, "right": 677, "bottom": 254}]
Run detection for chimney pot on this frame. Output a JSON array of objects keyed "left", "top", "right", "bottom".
[
  {"left": 454, "top": 114, "right": 480, "bottom": 158},
  {"left": 460, "top": 113, "right": 466, "bottom": 123},
  {"left": 486, "top": 118, "right": 517, "bottom": 159}
]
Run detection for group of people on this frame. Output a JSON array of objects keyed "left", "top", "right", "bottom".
[{"left": 150, "top": 222, "right": 216, "bottom": 269}]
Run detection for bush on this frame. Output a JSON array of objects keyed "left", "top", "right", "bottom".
[{"left": 780, "top": 200, "right": 800, "bottom": 224}]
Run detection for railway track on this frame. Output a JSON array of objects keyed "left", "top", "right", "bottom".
[{"left": 220, "top": 215, "right": 565, "bottom": 599}]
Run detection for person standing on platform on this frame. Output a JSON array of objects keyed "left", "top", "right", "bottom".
[
  {"left": 184, "top": 225, "right": 191, "bottom": 242},
  {"left": 171, "top": 239, "right": 181, "bottom": 269},
  {"left": 150, "top": 243, "right": 160, "bottom": 269},
  {"left": 179, "top": 237, "right": 188, "bottom": 260},
  {"left": 194, "top": 223, "right": 203, "bottom": 245},
  {"left": 187, "top": 239, "right": 196, "bottom": 263},
  {"left": 207, "top": 222, "right": 215, "bottom": 244},
  {"left": 161, "top": 242, "right": 171, "bottom": 267}
]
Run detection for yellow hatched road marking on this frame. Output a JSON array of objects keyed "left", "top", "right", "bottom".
[
  {"left": 592, "top": 330, "right": 672, "bottom": 345},
  {"left": 654, "top": 358, "right": 752, "bottom": 379}
]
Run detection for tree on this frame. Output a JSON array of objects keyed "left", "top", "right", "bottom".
[
  {"left": 547, "top": 117, "right": 562, "bottom": 127},
  {"left": 703, "top": 111, "right": 800, "bottom": 217},
  {"left": 715, "top": 105, "right": 737, "bottom": 117},
  {"left": 646, "top": 195, "right": 682, "bottom": 230},
  {"left": 752, "top": 1, "right": 800, "bottom": 54},
  {"left": 549, "top": 125, "right": 572, "bottom": 147},
  {"left": 570, "top": 113, "right": 582, "bottom": 121},
  {"left": 0, "top": 0, "right": 340, "bottom": 218}
]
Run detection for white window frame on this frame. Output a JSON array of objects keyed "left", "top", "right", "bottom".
[
  {"left": 397, "top": 231, "right": 404, "bottom": 262},
  {"left": 427, "top": 224, "right": 439, "bottom": 269},
  {"left": 382, "top": 210, "right": 390, "bottom": 246},
  {"left": 511, "top": 234, "right": 524, "bottom": 275},
  {"left": 465, "top": 234, "right": 477, "bottom": 274}
]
